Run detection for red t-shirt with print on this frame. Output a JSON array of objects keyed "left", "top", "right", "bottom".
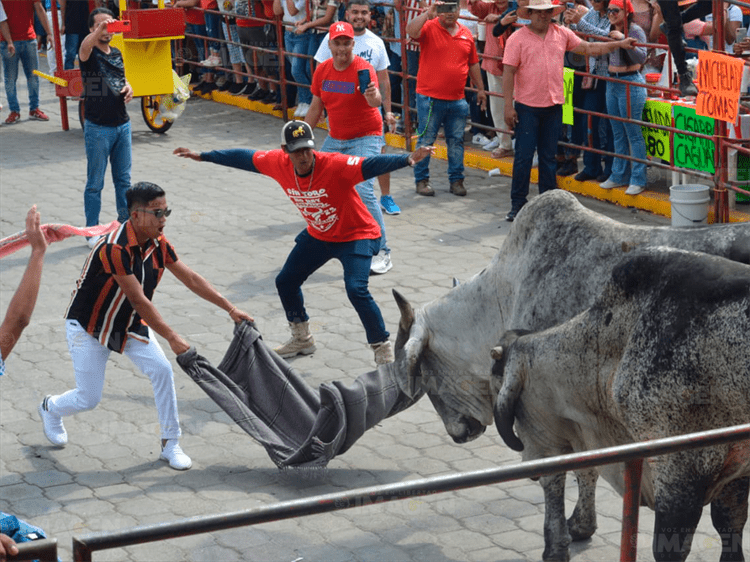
[
  {"left": 252, "top": 149, "right": 381, "bottom": 242},
  {"left": 311, "top": 56, "right": 382, "bottom": 141}
]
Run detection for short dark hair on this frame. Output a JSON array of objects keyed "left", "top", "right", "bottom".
[
  {"left": 127, "top": 182, "right": 166, "bottom": 213},
  {"left": 88, "top": 7, "right": 115, "bottom": 29},
  {"left": 347, "top": 0, "right": 370, "bottom": 10}
]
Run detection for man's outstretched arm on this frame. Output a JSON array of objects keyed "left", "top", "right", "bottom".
[
  {"left": 360, "top": 145, "right": 435, "bottom": 180},
  {"left": 174, "top": 147, "right": 261, "bottom": 173}
]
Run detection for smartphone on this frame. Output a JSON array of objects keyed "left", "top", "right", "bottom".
[
  {"left": 106, "top": 20, "right": 131, "bottom": 32},
  {"left": 436, "top": 2, "right": 458, "bottom": 12},
  {"left": 737, "top": 27, "right": 747, "bottom": 42},
  {"left": 566, "top": 2, "right": 575, "bottom": 8},
  {"left": 358, "top": 68, "right": 370, "bottom": 94}
]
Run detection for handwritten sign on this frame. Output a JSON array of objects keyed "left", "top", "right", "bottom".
[
  {"left": 673, "top": 104, "right": 715, "bottom": 173},
  {"left": 640, "top": 100, "right": 672, "bottom": 160},
  {"left": 563, "top": 68, "right": 574, "bottom": 125},
  {"left": 695, "top": 50, "right": 744, "bottom": 123}
]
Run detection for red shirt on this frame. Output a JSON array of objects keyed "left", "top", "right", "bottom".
[
  {"left": 252, "top": 150, "right": 381, "bottom": 242},
  {"left": 1, "top": 0, "right": 37, "bottom": 42},
  {"left": 184, "top": 4, "right": 205, "bottom": 25},
  {"left": 311, "top": 56, "right": 381, "bottom": 141},
  {"left": 414, "top": 18, "right": 478, "bottom": 100},
  {"left": 236, "top": 0, "right": 273, "bottom": 27}
]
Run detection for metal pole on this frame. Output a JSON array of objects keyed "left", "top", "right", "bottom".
[
  {"left": 13, "top": 538, "right": 58, "bottom": 562},
  {"left": 50, "top": 0, "right": 68, "bottom": 130},
  {"left": 619, "top": 458, "right": 643, "bottom": 562}
]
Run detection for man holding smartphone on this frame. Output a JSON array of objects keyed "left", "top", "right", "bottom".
[{"left": 305, "top": 22, "right": 395, "bottom": 274}]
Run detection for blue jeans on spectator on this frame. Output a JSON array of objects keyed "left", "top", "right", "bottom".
[
  {"left": 203, "top": 11, "right": 222, "bottom": 53},
  {"left": 321, "top": 134, "right": 389, "bottom": 254},
  {"left": 605, "top": 73, "right": 647, "bottom": 188},
  {"left": 276, "top": 229, "right": 388, "bottom": 344},
  {"left": 510, "top": 102, "right": 562, "bottom": 211},
  {"left": 414, "top": 93, "right": 468, "bottom": 184},
  {"left": 284, "top": 30, "right": 312, "bottom": 105},
  {"left": 309, "top": 32, "right": 326, "bottom": 58},
  {"left": 186, "top": 23, "right": 208, "bottom": 76},
  {"left": 1, "top": 40, "right": 40, "bottom": 113},
  {"left": 84, "top": 120, "right": 132, "bottom": 226},
  {"left": 64, "top": 32, "right": 86, "bottom": 69},
  {"left": 578, "top": 78, "right": 613, "bottom": 178}
]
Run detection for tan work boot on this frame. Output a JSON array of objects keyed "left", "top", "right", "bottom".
[
  {"left": 449, "top": 179, "right": 467, "bottom": 196},
  {"left": 415, "top": 179, "right": 434, "bottom": 196},
  {"left": 371, "top": 340, "right": 394, "bottom": 365},
  {"left": 275, "top": 321, "right": 316, "bottom": 358}
]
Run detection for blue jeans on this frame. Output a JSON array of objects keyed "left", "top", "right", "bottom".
[
  {"left": 84, "top": 120, "right": 132, "bottom": 226},
  {"left": 64, "top": 33, "right": 86, "bottom": 70},
  {"left": 321, "top": 134, "right": 389, "bottom": 254},
  {"left": 414, "top": 93, "right": 468, "bottom": 184},
  {"left": 276, "top": 230, "right": 388, "bottom": 344},
  {"left": 284, "top": 30, "right": 312, "bottom": 105},
  {"left": 186, "top": 23, "right": 208, "bottom": 76},
  {"left": 510, "top": 102, "right": 562, "bottom": 211},
  {"left": 606, "top": 73, "right": 647, "bottom": 188},
  {"left": 578, "top": 78, "right": 613, "bottom": 178},
  {"left": 203, "top": 11, "right": 222, "bottom": 53},
  {"left": 1, "top": 40, "right": 40, "bottom": 113}
]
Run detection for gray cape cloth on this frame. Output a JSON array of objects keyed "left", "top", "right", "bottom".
[{"left": 176, "top": 321, "right": 422, "bottom": 468}]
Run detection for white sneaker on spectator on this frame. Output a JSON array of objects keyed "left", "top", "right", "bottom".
[
  {"left": 296, "top": 103, "right": 310, "bottom": 118},
  {"left": 625, "top": 184, "right": 645, "bottom": 195},
  {"left": 472, "top": 133, "right": 491, "bottom": 146},
  {"left": 160, "top": 439, "right": 192, "bottom": 470},
  {"left": 200, "top": 54, "right": 221, "bottom": 67},
  {"left": 482, "top": 138, "right": 500, "bottom": 151},
  {"left": 370, "top": 250, "right": 392, "bottom": 274},
  {"left": 600, "top": 178, "right": 626, "bottom": 189}
]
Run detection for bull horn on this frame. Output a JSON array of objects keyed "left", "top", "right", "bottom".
[
  {"left": 393, "top": 289, "right": 415, "bottom": 334},
  {"left": 494, "top": 368, "right": 525, "bottom": 452},
  {"left": 490, "top": 346, "right": 503, "bottom": 361},
  {"left": 452, "top": 277, "right": 460, "bottom": 287}
]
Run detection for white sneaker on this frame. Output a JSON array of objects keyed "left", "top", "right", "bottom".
[
  {"left": 472, "top": 133, "right": 491, "bottom": 146},
  {"left": 160, "top": 439, "right": 192, "bottom": 470},
  {"left": 87, "top": 235, "right": 101, "bottom": 249},
  {"left": 370, "top": 250, "right": 392, "bottom": 274},
  {"left": 600, "top": 178, "right": 626, "bottom": 189},
  {"left": 200, "top": 54, "right": 221, "bottom": 67},
  {"left": 295, "top": 103, "right": 310, "bottom": 118},
  {"left": 482, "top": 138, "right": 500, "bottom": 151},
  {"left": 625, "top": 184, "right": 645, "bottom": 195},
  {"left": 39, "top": 395, "right": 67, "bottom": 447}
]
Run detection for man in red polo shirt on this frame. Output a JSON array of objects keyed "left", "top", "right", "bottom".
[
  {"left": 406, "top": 0, "right": 485, "bottom": 197},
  {"left": 0, "top": 0, "right": 51, "bottom": 124}
]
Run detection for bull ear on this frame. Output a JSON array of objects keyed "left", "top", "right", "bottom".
[
  {"left": 393, "top": 289, "right": 415, "bottom": 334},
  {"left": 490, "top": 346, "right": 504, "bottom": 361}
]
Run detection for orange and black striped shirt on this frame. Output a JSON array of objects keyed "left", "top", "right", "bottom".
[{"left": 65, "top": 221, "right": 179, "bottom": 353}]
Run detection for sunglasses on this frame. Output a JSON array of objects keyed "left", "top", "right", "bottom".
[
  {"left": 139, "top": 207, "right": 172, "bottom": 218},
  {"left": 607, "top": 7, "right": 621, "bottom": 13}
]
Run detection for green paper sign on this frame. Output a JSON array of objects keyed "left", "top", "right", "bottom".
[
  {"left": 640, "top": 100, "right": 672, "bottom": 161},
  {"left": 672, "top": 104, "right": 715, "bottom": 174},
  {"left": 563, "top": 68, "right": 574, "bottom": 125}
]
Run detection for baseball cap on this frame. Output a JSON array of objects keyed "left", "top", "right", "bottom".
[
  {"left": 329, "top": 22, "right": 354, "bottom": 40},
  {"left": 281, "top": 120, "right": 315, "bottom": 152}
]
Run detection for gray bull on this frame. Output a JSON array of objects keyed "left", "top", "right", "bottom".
[
  {"left": 491, "top": 248, "right": 750, "bottom": 561},
  {"left": 392, "top": 190, "right": 749, "bottom": 545}
]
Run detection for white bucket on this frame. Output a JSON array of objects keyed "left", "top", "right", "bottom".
[{"left": 669, "top": 184, "right": 710, "bottom": 227}]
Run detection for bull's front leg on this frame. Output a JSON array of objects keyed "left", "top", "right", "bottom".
[
  {"left": 541, "top": 472, "right": 572, "bottom": 562},
  {"left": 568, "top": 468, "right": 599, "bottom": 541},
  {"left": 711, "top": 476, "right": 749, "bottom": 562}
]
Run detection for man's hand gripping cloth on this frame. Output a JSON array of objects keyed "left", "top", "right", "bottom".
[{"left": 176, "top": 321, "right": 423, "bottom": 468}]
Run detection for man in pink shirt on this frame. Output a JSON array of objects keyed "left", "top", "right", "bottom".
[{"left": 502, "top": 0, "right": 634, "bottom": 221}]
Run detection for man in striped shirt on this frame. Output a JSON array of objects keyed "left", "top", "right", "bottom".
[{"left": 38, "top": 182, "right": 253, "bottom": 470}]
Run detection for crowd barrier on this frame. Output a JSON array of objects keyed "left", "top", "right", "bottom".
[{"left": 69, "top": 423, "right": 750, "bottom": 561}]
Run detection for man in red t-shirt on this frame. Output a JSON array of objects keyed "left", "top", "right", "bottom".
[
  {"left": 0, "top": 0, "right": 51, "bottom": 124},
  {"left": 406, "top": 0, "right": 485, "bottom": 197},
  {"left": 305, "top": 22, "right": 395, "bottom": 275},
  {"left": 174, "top": 120, "right": 434, "bottom": 365}
]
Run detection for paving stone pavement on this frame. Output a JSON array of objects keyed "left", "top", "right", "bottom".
[{"left": 1, "top": 76, "right": 744, "bottom": 561}]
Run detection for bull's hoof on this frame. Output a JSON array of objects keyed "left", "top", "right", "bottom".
[
  {"left": 542, "top": 547, "right": 570, "bottom": 562},
  {"left": 567, "top": 515, "right": 597, "bottom": 541}
]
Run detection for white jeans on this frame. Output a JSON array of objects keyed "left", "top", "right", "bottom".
[
  {"left": 487, "top": 72, "right": 513, "bottom": 152},
  {"left": 45, "top": 10, "right": 65, "bottom": 75},
  {"left": 48, "top": 320, "right": 182, "bottom": 440}
]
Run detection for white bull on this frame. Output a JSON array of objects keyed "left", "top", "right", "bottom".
[
  {"left": 491, "top": 248, "right": 750, "bottom": 561},
  {"left": 392, "top": 190, "right": 749, "bottom": 545}
]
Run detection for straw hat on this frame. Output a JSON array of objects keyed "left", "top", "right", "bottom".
[{"left": 517, "top": 0, "right": 566, "bottom": 19}]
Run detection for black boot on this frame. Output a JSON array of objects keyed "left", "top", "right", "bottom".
[{"left": 679, "top": 73, "right": 697, "bottom": 97}]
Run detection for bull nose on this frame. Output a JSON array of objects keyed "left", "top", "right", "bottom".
[{"left": 452, "top": 418, "right": 486, "bottom": 444}]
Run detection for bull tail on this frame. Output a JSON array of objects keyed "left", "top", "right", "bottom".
[{"left": 493, "top": 346, "right": 525, "bottom": 452}]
